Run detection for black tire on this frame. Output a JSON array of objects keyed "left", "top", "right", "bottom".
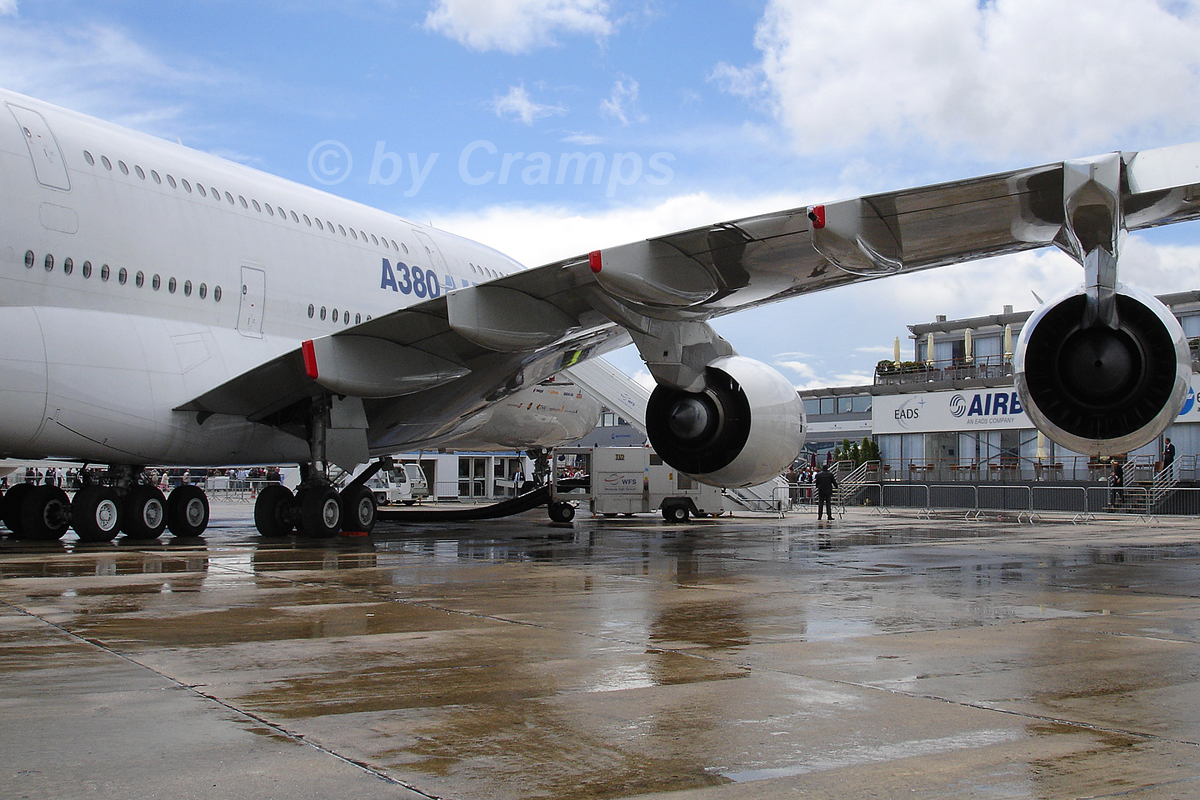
[
  {"left": 167, "top": 484, "right": 210, "bottom": 537},
  {"left": 72, "top": 486, "right": 123, "bottom": 542},
  {"left": 254, "top": 484, "right": 295, "bottom": 537},
  {"left": 339, "top": 485, "right": 377, "bottom": 534},
  {"left": 18, "top": 485, "right": 71, "bottom": 541},
  {"left": 299, "top": 486, "right": 340, "bottom": 538},
  {"left": 548, "top": 501, "right": 575, "bottom": 523},
  {"left": 124, "top": 485, "right": 168, "bottom": 539},
  {"left": 662, "top": 504, "right": 689, "bottom": 523},
  {"left": 2, "top": 483, "right": 34, "bottom": 536}
]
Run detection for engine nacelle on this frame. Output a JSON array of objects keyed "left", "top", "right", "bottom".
[
  {"left": 646, "top": 356, "right": 805, "bottom": 488},
  {"left": 1014, "top": 285, "right": 1190, "bottom": 456}
]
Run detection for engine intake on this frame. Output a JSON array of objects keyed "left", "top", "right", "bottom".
[
  {"left": 646, "top": 356, "right": 805, "bottom": 487},
  {"left": 1014, "top": 286, "right": 1190, "bottom": 456}
]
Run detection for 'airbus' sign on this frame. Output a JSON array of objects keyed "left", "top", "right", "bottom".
[{"left": 874, "top": 390, "right": 1031, "bottom": 434}]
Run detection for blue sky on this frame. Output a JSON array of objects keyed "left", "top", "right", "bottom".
[{"left": 3, "top": 0, "right": 1200, "bottom": 388}]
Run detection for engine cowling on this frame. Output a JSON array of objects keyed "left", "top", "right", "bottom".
[
  {"left": 1014, "top": 285, "right": 1190, "bottom": 456},
  {"left": 646, "top": 356, "right": 805, "bottom": 488}
]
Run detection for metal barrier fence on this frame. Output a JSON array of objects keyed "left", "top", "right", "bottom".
[{"left": 811, "top": 482, "right": 1200, "bottom": 523}]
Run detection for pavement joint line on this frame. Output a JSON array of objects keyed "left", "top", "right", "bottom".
[
  {"left": 191, "top": 559, "right": 1200, "bottom": 755},
  {"left": 0, "top": 597, "right": 446, "bottom": 800}
]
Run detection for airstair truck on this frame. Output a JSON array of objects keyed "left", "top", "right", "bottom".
[{"left": 550, "top": 447, "right": 725, "bottom": 522}]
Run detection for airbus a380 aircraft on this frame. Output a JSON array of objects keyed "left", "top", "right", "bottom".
[{"left": 1, "top": 88, "right": 1198, "bottom": 541}]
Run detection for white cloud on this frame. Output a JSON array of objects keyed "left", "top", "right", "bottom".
[
  {"left": 0, "top": 1, "right": 17, "bottom": 17},
  {"left": 733, "top": 0, "right": 1200, "bottom": 160},
  {"left": 599, "top": 76, "right": 643, "bottom": 125},
  {"left": 493, "top": 84, "right": 566, "bottom": 125},
  {"left": 424, "top": 0, "right": 614, "bottom": 53}
]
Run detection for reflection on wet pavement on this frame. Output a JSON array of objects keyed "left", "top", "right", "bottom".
[{"left": 3, "top": 504, "right": 1200, "bottom": 799}]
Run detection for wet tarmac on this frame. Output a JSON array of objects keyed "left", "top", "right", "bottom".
[{"left": 3, "top": 503, "right": 1200, "bottom": 800}]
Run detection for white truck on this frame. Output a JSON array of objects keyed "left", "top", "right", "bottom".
[
  {"left": 364, "top": 463, "right": 429, "bottom": 506},
  {"left": 548, "top": 446, "right": 725, "bottom": 522}
]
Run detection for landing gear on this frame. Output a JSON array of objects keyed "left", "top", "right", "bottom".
[
  {"left": 1, "top": 483, "right": 33, "bottom": 536},
  {"left": 340, "top": 485, "right": 377, "bottom": 534},
  {"left": 72, "top": 486, "right": 123, "bottom": 542},
  {"left": 298, "top": 486, "right": 341, "bottom": 538},
  {"left": 123, "top": 484, "right": 168, "bottom": 540},
  {"left": 18, "top": 484, "right": 72, "bottom": 540},
  {"left": 166, "top": 484, "right": 209, "bottom": 538},
  {"left": 254, "top": 484, "right": 295, "bottom": 537}
]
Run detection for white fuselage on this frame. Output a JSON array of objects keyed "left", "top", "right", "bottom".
[{"left": 0, "top": 88, "right": 542, "bottom": 466}]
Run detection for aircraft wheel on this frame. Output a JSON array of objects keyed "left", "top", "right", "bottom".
[
  {"left": 19, "top": 485, "right": 71, "bottom": 541},
  {"left": 299, "top": 486, "right": 340, "bottom": 538},
  {"left": 662, "top": 504, "right": 689, "bottom": 523},
  {"left": 2, "top": 483, "right": 34, "bottom": 536},
  {"left": 254, "top": 484, "right": 295, "bottom": 537},
  {"left": 167, "top": 484, "right": 210, "bottom": 537},
  {"left": 124, "top": 485, "right": 168, "bottom": 539},
  {"left": 548, "top": 501, "right": 575, "bottom": 523},
  {"left": 340, "top": 485, "right": 377, "bottom": 534},
  {"left": 72, "top": 486, "right": 123, "bottom": 542}
]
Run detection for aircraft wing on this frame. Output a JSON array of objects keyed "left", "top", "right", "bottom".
[{"left": 181, "top": 142, "right": 1200, "bottom": 451}]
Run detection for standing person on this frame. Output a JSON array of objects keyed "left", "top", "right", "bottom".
[
  {"left": 815, "top": 464, "right": 838, "bottom": 521},
  {"left": 1163, "top": 437, "right": 1176, "bottom": 478},
  {"left": 1111, "top": 460, "right": 1125, "bottom": 507}
]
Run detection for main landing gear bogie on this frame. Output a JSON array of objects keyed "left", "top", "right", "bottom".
[
  {"left": 0, "top": 479, "right": 212, "bottom": 542},
  {"left": 252, "top": 483, "right": 377, "bottom": 539}
]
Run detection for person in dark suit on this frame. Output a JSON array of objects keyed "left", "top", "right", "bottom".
[
  {"left": 1164, "top": 437, "right": 1176, "bottom": 477},
  {"left": 815, "top": 464, "right": 837, "bottom": 521}
]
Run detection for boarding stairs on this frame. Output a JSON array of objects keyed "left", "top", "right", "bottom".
[{"left": 1106, "top": 464, "right": 1180, "bottom": 516}]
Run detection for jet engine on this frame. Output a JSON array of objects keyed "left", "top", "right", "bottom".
[
  {"left": 1014, "top": 286, "right": 1190, "bottom": 456},
  {"left": 646, "top": 356, "right": 805, "bottom": 488}
]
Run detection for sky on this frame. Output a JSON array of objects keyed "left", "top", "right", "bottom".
[{"left": 2, "top": 0, "right": 1199, "bottom": 389}]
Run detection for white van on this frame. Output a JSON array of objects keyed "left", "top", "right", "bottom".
[{"left": 365, "top": 463, "right": 429, "bottom": 506}]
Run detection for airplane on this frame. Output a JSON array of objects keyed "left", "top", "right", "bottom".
[{"left": 0, "top": 87, "right": 1198, "bottom": 541}]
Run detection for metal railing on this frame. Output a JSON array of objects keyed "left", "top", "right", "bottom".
[{"left": 874, "top": 354, "right": 1013, "bottom": 386}]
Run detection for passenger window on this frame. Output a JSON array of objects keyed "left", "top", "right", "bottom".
[
  {"left": 135, "top": 271, "right": 145, "bottom": 288},
  {"left": 83, "top": 151, "right": 94, "bottom": 166},
  {"left": 135, "top": 165, "right": 145, "bottom": 180},
  {"left": 101, "top": 156, "right": 112, "bottom": 170},
  {"left": 82, "top": 261, "right": 92, "bottom": 279},
  {"left": 118, "top": 161, "right": 129, "bottom": 175},
  {"left": 182, "top": 179, "right": 191, "bottom": 192},
  {"left": 24, "top": 250, "right": 33, "bottom": 268},
  {"left": 303, "top": 214, "right": 311, "bottom": 226},
  {"left": 101, "top": 264, "right": 110, "bottom": 281},
  {"left": 315, "top": 218, "right": 324, "bottom": 231},
  {"left": 308, "top": 304, "right": 315, "bottom": 319},
  {"left": 290, "top": 211, "right": 299, "bottom": 223},
  {"left": 350, "top": 229, "right": 358, "bottom": 240},
  {"left": 167, "top": 175, "right": 177, "bottom": 188},
  {"left": 214, "top": 286, "right": 222, "bottom": 302},
  {"left": 332, "top": 308, "right": 339, "bottom": 322},
  {"left": 151, "top": 170, "right": 161, "bottom": 184},
  {"left": 183, "top": 280, "right": 192, "bottom": 296},
  {"left": 211, "top": 187, "right": 221, "bottom": 201},
  {"left": 225, "top": 191, "right": 234, "bottom": 204},
  {"left": 199, "top": 283, "right": 208, "bottom": 299},
  {"left": 63, "top": 258, "right": 73, "bottom": 275},
  {"left": 239, "top": 196, "right": 248, "bottom": 209},
  {"left": 355, "top": 313, "right": 361, "bottom": 324},
  {"left": 277, "top": 206, "right": 286, "bottom": 218},
  {"left": 252, "top": 199, "right": 261, "bottom": 212},
  {"left": 197, "top": 184, "right": 206, "bottom": 197},
  {"left": 338, "top": 225, "right": 347, "bottom": 236},
  {"left": 266, "top": 205, "right": 274, "bottom": 216},
  {"left": 151, "top": 274, "right": 161, "bottom": 290},
  {"left": 44, "top": 254, "right": 53, "bottom": 272},
  {"left": 370, "top": 234, "right": 378, "bottom": 245},
  {"left": 168, "top": 277, "right": 176, "bottom": 293},
  {"left": 320, "top": 307, "right": 327, "bottom": 321},
  {"left": 118, "top": 268, "right": 127, "bottom": 285}
]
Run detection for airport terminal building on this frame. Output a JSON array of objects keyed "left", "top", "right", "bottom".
[{"left": 802, "top": 290, "right": 1200, "bottom": 484}]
